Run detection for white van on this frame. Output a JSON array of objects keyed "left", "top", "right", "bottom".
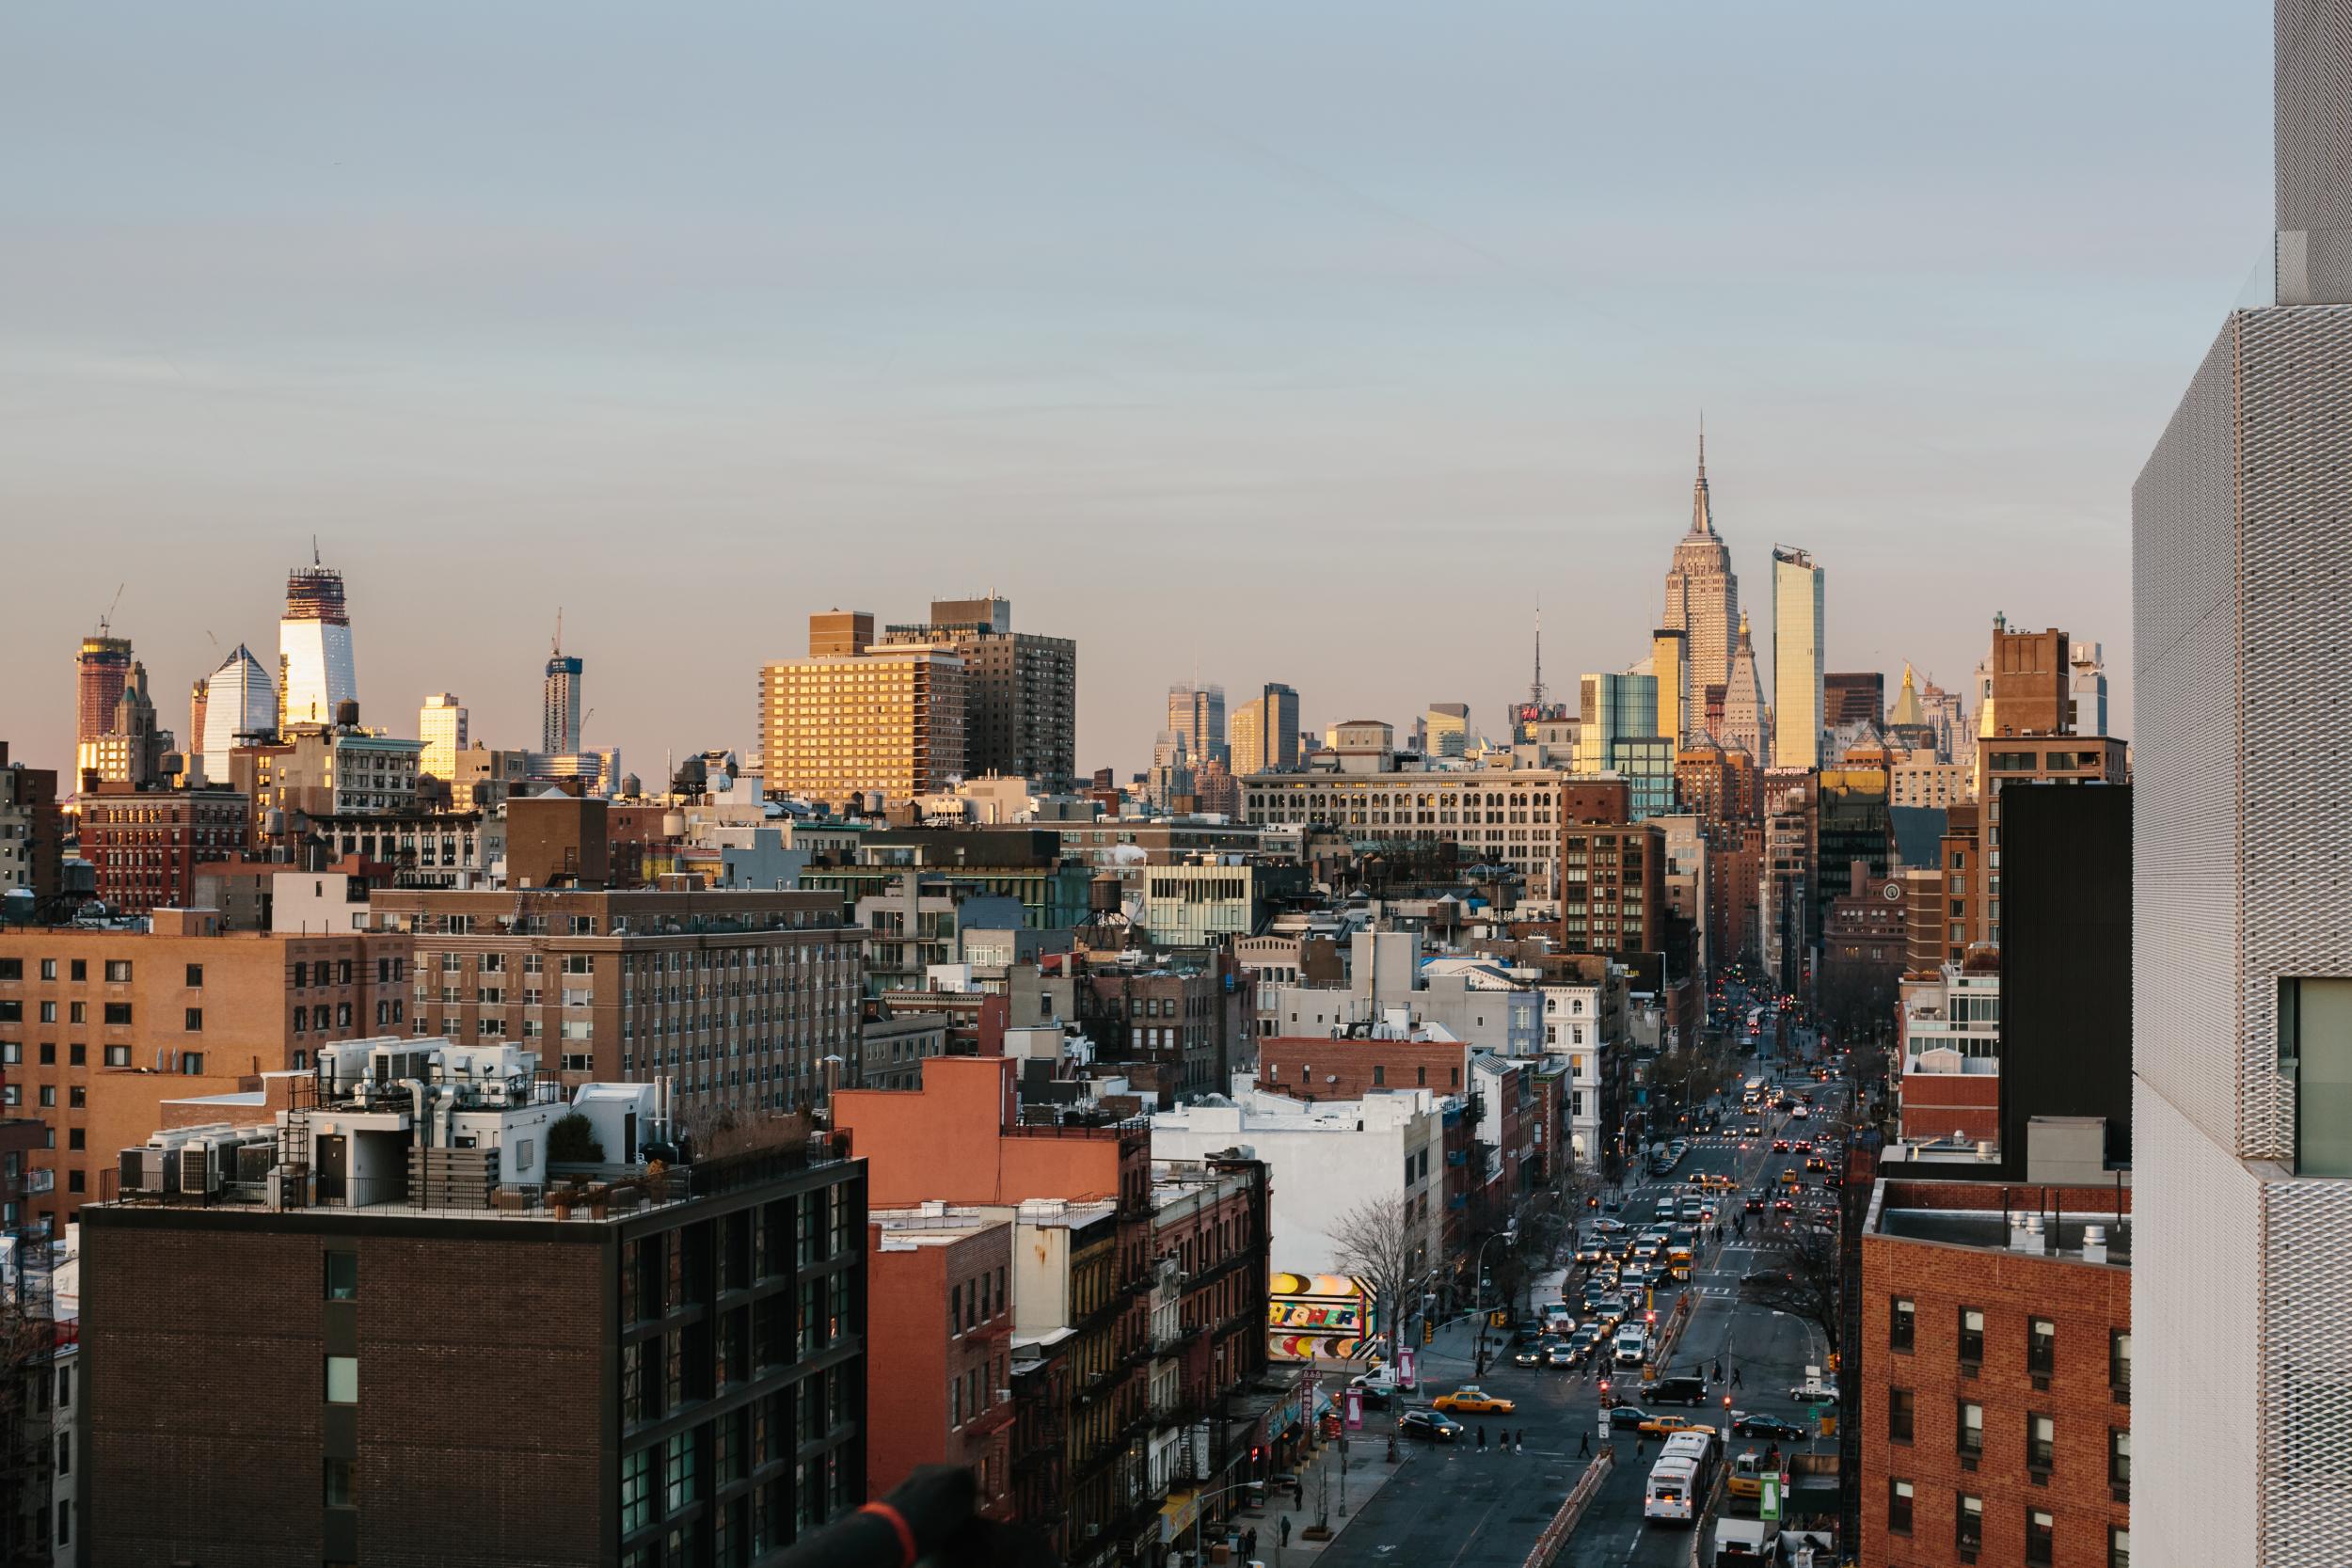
[
  {"left": 1613, "top": 1323, "right": 1649, "bottom": 1366},
  {"left": 1644, "top": 1455, "right": 1702, "bottom": 1524}
]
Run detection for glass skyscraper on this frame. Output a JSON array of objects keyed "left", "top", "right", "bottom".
[
  {"left": 278, "top": 562, "right": 357, "bottom": 731},
  {"left": 1770, "top": 546, "right": 1823, "bottom": 771}
]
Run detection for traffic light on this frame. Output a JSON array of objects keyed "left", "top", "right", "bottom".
[
  {"left": 1597, "top": 1377, "right": 1610, "bottom": 1397},
  {"left": 1645, "top": 1309, "right": 1657, "bottom": 1324},
  {"left": 1723, "top": 1394, "right": 1733, "bottom": 1410}
]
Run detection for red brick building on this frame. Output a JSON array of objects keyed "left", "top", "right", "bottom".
[
  {"left": 1860, "top": 1179, "right": 2130, "bottom": 1568},
  {"left": 866, "top": 1208, "right": 1016, "bottom": 1517},
  {"left": 1253, "top": 1034, "right": 1467, "bottom": 1102},
  {"left": 77, "top": 784, "right": 249, "bottom": 915}
]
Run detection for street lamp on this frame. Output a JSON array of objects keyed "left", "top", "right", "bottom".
[{"left": 1470, "top": 1227, "right": 1519, "bottom": 1376}]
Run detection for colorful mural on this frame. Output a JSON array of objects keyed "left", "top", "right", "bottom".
[{"left": 1267, "top": 1272, "right": 1372, "bottom": 1362}]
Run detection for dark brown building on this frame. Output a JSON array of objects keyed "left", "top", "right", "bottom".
[
  {"left": 83, "top": 1084, "right": 870, "bottom": 1568},
  {"left": 1071, "top": 954, "right": 1255, "bottom": 1099},
  {"left": 1825, "top": 671, "right": 1886, "bottom": 730},
  {"left": 0, "top": 745, "right": 63, "bottom": 911},
  {"left": 1558, "top": 821, "right": 1665, "bottom": 959},
  {"left": 1982, "top": 620, "right": 2071, "bottom": 738},
  {"left": 1820, "top": 860, "right": 1907, "bottom": 1036}
]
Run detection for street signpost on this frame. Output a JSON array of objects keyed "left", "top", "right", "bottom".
[
  {"left": 1343, "top": 1387, "right": 1363, "bottom": 1432},
  {"left": 1396, "top": 1348, "right": 1417, "bottom": 1391}
]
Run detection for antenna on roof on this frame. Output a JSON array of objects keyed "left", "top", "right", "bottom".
[
  {"left": 553, "top": 606, "right": 564, "bottom": 657},
  {"left": 312, "top": 534, "right": 321, "bottom": 567}
]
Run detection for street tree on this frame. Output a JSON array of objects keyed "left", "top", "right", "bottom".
[
  {"left": 1747, "top": 1212, "right": 1844, "bottom": 1355},
  {"left": 1329, "top": 1195, "right": 1426, "bottom": 1460}
]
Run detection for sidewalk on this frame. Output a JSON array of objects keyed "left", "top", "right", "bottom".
[{"left": 1207, "top": 1426, "right": 1412, "bottom": 1568}]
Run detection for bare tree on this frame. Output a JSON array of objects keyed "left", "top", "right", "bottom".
[
  {"left": 1329, "top": 1195, "right": 1426, "bottom": 1459},
  {"left": 1745, "top": 1211, "right": 1844, "bottom": 1355}
]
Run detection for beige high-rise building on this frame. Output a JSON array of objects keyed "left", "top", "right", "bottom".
[
  {"left": 877, "top": 598, "right": 1075, "bottom": 786},
  {"left": 760, "top": 616, "right": 966, "bottom": 805},
  {"left": 1771, "top": 545, "right": 1825, "bottom": 771},
  {"left": 1232, "top": 682, "right": 1300, "bottom": 777},
  {"left": 418, "top": 692, "right": 468, "bottom": 780},
  {"left": 1662, "top": 430, "right": 1741, "bottom": 698}
]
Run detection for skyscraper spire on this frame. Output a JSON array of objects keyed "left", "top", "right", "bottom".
[
  {"left": 1690, "top": 417, "right": 1717, "bottom": 538},
  {"left": 1529, "top": 596, "right": 1546, "bottom": 714}
]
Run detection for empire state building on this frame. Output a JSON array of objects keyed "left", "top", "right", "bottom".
[{"left": 1661, "top": 431, "right": 1740, "bottom": 723}]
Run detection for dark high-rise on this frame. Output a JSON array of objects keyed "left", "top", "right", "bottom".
[{"left": 74, "top": 635, "right": 134, "bottom": 750}]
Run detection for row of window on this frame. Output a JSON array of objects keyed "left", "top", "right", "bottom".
[
  {"left": 0, "top": 958, "right": 135, "bottom": 983},
  {"left": 0, "top": 1000, "right": 134, "bottom": 1026},
  {"left": 1885, "top": 1386, "right": 2127, "bottom": 1479},
  {"left": 1886, "top": 1482, "right": 2127, "bottom": 1566},
  {"left": 1888, "top": 1295, "right": 2131, "bottom": 1395}
]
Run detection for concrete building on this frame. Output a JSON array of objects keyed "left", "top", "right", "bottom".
[
  {"left": 1858, "top": 1178, "right": 2129, "bottom": 1568},
  {"left": 543, "top": 630, "right": 583, "bottom": 754},
  {"left": 85, "top": 1046, "right": 869, "bottom": 1566},
  {"left": 2068, "top": 641, "right": 2108, "bottom": 738},
  {"left": 1771, "top": 545, "right": 1825, "bottom": 771},
  {"left": 1661, "top": 432, "right": 1742, "bottom": 698},
  {"left": 1151, "top": 1080, "right": 1441, "bottom": 1293},
  {"left": 1898, "top": 961, "right": 2001, "bottom": 1148},
  {"left": 1229, "top": 683, "right": 1300, "bottom": 778},
  {"left": 1422, "top": 702, "right": 1471, "bottom": 758},
  {"left": 1241, "top": 764, "right": 1569, "bottom": 899},
  {"left": 370, "top": 887, "right": 859, "bottom": 1118},
  {"left": 760, "top": 615, "right": 967, "bottom": 807},
  {"left": 879, "top": 598, "right": 1077, "bottom": 788},
  {"left": 1720, "top": 614, "right": 1772, "bottom": 762},
  {"left": 277, "top": 559, "right": 358, "bottom": 733},
  {"left": 1134, "top": 858, "right": 1307, "bottom": 950}
]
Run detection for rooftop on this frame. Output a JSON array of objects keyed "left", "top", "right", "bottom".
[{"left": 1867, "top": 1179, "right": 2130, "bottom": 1268}]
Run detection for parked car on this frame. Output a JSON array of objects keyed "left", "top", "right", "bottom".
[
  {"left": 1730, "top": 1414, "right": 1809, "bottom": 1441},
  {"left": 1398, "top": 1409, "right": 1464, "bottom": 1443}
]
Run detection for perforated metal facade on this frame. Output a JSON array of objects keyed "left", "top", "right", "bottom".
[{"left": 2134, "top": 297, "right": 2352, "bottom": 1567}]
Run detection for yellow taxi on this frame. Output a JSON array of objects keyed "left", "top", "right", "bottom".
[
  {"left": 1433, "top": 1386, "right": 1517, "bottom": 1416},
  {"left": 1637, "top": 1413, "right": 1714, "bottom": 1438}
]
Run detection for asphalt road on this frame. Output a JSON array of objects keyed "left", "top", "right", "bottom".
[{"left": 1316, "top": 1022, "right": 1849, "bottom": 1568}]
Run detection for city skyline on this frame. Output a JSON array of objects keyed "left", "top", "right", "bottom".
[{"left": 0, "top": 4, "right": 2250, "bottom": 776}]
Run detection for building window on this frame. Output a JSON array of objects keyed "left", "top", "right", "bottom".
[
  {"left": 1957, "top": 1492, "right": 1982, "bottom": 1552},
  {"left": 184, "top": 963, "right": 203, "bottom": 988},
  {"left": 2281, "top": 975, "right": 2352, "bottom": 1174},
  {"left": 1958, "top": 1400, "right": 1983, "bottom": 1456},
  {"left": 2109, "top": 1525, "right": 2130, "bottom": 1568},
  {"left": 103, "top": 1004, "right": 131, "bottom": 1026},
  {"left": 325, "top": 1251, "right": 358, "bottom": 1300},
  {"left": 179, "top": 1053, "right": 204, "bottom": 1075},
  {"left": 1893, "top": 1293, "right": 1915, "bottom": 1352},
  {"left": 1373, "top": 1065, "right": 1386, "bottom": 1086},
  {"left": 103, "top": 960, "right": 131, "bottom": 983},
  {"left": 1887, "top": 1478, "right": 1913, "bottom": 1535},
  {"left": 1958, "top": 1307, "right": 1984, "bottom": 1367},
  {"left": 1888, "top": 1386, "right": 1914, "bottom": 1442},
  {"left": 324, "top": 1456, "right": 356, "bottom": 1508},
  {"left": 103, "top": 1046, "right": 128, "bottom": 1068},
  {"left": 664, "top": 1430, "right": 698, "bottom": 1513},
  {"left": 2026, "top": 1508, "right": 2055, "bottom": 1567},
  {"left": 2027, "top": 1317, "right": 2056, "bottom": 1377},
  {"left": 324, "top": 1355, "right": 358, "bottom": 1404},
  {"left": 2110, "top": 1330, "right": 2131, "bottom": 1401},
  {"left": 2109, "top": 1428, "right": 2129, "bottom": 1487},
  {"left": 184, "top": 1008, "right": 203, "bottom": 1033},
  {"left": 621, "top": 1447, "right": 655, "bottom": 1533},
  {"left": 2027, "top": 1412, "right": 2055, "bottom": 1471}
]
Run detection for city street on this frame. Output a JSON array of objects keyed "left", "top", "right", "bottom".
[{"left": 1317, "top": 1018, "right": 1849, "bottom": 1568}]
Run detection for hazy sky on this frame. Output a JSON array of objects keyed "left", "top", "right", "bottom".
[{"left": 1, "top": 3, "right": 2269, "bottom": 782}]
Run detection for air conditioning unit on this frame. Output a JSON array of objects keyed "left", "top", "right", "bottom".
[{"left": 179, "top": 1141, "right": 222, "bottom": 1196}]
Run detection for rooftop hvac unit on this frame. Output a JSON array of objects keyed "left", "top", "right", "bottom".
[
  {"left": 234, "top": 1140, "right": 278, "bottom": 1183},
  {"left": 179, "top": 1141, "right": 223, "bottom": 1196},
  {"left": 120, "top": 1147, "right": 176, "bottom": 1196}
]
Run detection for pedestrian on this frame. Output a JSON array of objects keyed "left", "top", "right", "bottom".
[
  {"left": 1714, "top": 1358, "right": 1724, "bottom": 1383},
  {"left": 1515, "top": 1429, "right": 1525, "bottom": 1453},
  {"left": 1731, "top": 1367, "right": 1743, "bottom": 1389},
  {"left": 1279, "top": 1516, "right": 1291, "bottom": 1550},
  {"left": 1578, "top": 1430, "right": 1592, "bottom": 1457},
  {"left": 1245, "top": 1527, "right": 1258, "bottom": 1562},
  {"left": 1477, "top": 1424, "right": 1486, "bottom": 1451}
]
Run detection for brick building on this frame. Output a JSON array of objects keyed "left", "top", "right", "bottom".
[
  {"left": 865, "top": 1208, "right": 1016, "bottom": 1515},
  {"left": 833, "top": 1057, "right": 1155, "bottom": 1566},
  {"left": 1254, "top": 1033, "right": 1467, "bottom": 1103},
  {"left": 1860, "top": 1178, "right": 2129, "bottom": 1568},
  {"left": 1072, "top": 957, "right": 1256, "bottom": 1099},
  {"left": 370, "top": 888, "right": 859, "bottom": 1121},
  {"left": 0, "top": 911, "right": 408, "bottom": 1230},
  {"left": 75, "top": 785, "right": 250, "bottom": 916},
  {"left": 1820, "top": 861, "right": 1908, "bottom": 1036},
  {"left": 1559, "top": 820, "right": 1666, "bottom": 959},
  {"left": 82, "top": 1047, "right": 870, "bottom": 1568}
]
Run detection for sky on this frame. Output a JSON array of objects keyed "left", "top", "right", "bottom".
[{"left": 0, "top": 2, "right": 2272, "bottom": 782}]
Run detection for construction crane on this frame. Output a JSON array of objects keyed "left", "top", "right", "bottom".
[{"left": 95, "top": 582, "right": 123, "bottom": 637}]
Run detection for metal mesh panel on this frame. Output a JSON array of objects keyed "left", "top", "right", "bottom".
[
  {"left": 2237, "top": 306, "right": 2352, "bottom": 1161},
  {"left": 2134, "top": 1085, "right": 2265, "bottom": 1567},
  {"left": 2265, "top": 1174, "right": 2352, "bottom": 1561},
  {"left": 2279, "top": 0, "right": 2352, "bottom": 236},
  {"left": 2132, "top": 315, "right": 2246, "bottom": 1152}
]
